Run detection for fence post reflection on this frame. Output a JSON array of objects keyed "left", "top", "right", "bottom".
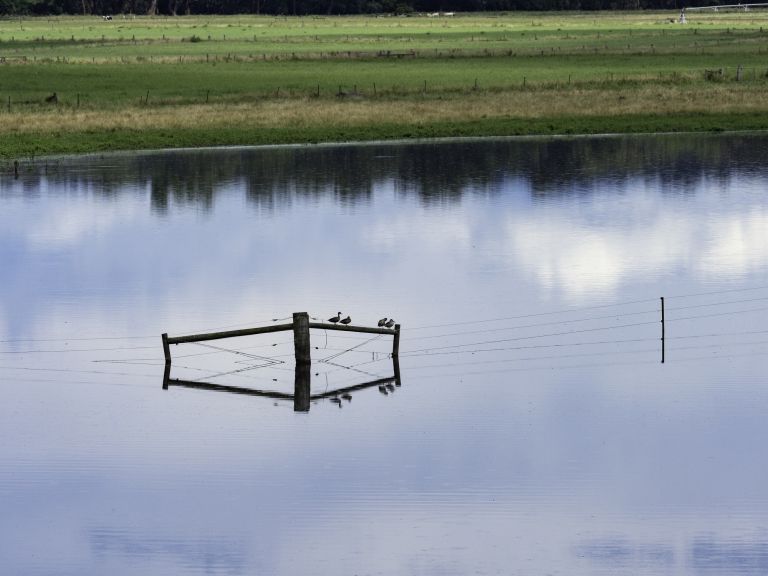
[
  {"left": 294, "top": 362, "right": 311, "bottom": 412},
  {"left": 162, "top": 355, "right": 401, "bottom": 412}
]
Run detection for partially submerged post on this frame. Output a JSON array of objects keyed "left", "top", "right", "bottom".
[
  {"left": 293, "top": 311, "right": 311, "bottom": 365},
  {"left": 660, "top": 297, "right": 665, "bottom": 364},
  {"left": 162, "top": 332, "right": 171, "bottom": 364},
  {"left": 393, "top": 324, "right": 401, "bottom": 358}
]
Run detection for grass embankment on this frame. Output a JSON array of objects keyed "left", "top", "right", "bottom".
[{"left": 1, "top": 12, "right": 767, "bottom": 158}]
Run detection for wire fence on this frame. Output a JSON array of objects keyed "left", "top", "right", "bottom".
[{"left": 2, "top": 284, "right": 768, "bottom": 392}]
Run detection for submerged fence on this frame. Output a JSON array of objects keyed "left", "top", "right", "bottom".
[{"left": 161, "top": 311, "right": 401, "bottom": 411}]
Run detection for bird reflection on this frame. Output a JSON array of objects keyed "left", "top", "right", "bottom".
[{"left": 163, "top": 356, "right": 400, "bottom": 412}]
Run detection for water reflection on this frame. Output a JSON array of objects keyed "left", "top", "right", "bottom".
[
  {"left": 574, "top": 534, "right": 768, "bottom": 575},
  {"left": 2, "top": 134, "right": 768, "bottom": 576},
  {"left": 90, "top": 529, "right": 247, "bottom": 574},
  {"left": 575, "top": 538, "right": 676, "bottom": 569},
  {"left": 692, "top": 535, "right": 768, "bottom": 574},
  {"left": 163, "top": 357, "right": 401, "bottom": 412},
  {"left": 4, "top": 134, "right": 767, "bottom": 209}
]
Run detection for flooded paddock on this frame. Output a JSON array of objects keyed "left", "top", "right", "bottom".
[{"left": 1, "top": 134, "right": 768, "bottom": 575}]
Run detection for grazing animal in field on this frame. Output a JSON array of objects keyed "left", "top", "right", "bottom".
[
  {"left": 328, "top": 312, "right": 341, "bottom": 324},
  {"left": 384, "top": 319, "right": 395, "bottom": 329},
  {"left": 378, "top": 317, "right": 388, "bottom": 327},
  {"left": 340, "top": 315, "right": 352, "bottom": 326},
  {"left": 44, "top": 92, "right": 58, "bottom": 103}
]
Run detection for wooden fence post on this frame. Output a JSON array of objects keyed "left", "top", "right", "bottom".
[
  {"left": 392, "top": 324, "right": 401, "bottom": 358},
  {"left": 293, "top": 312, "right": 311, "bottom": 365},
  {"left": 660, "top": 297, "right": 665, "bottom": 364},
  {"left": 162, "top": 332, "right": 171, "bottom": 364}
]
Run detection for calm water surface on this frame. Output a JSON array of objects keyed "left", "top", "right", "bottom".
[{"left": 1, "top": 134, "right": 768, "bottom": 575}]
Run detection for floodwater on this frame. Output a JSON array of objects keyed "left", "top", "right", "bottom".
[{"left": 1, "top": 134, "right": 767, "bottom": 576}]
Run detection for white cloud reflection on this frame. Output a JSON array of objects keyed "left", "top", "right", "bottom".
[
  {"left": 502, "top": 186, "right": 768, "bottom": 300},
  {"left": 26, "top": 198, "right": 144, "bottom": 251},
  {"left": 698, "top": 209, "right": 768, "bottom": 277}
]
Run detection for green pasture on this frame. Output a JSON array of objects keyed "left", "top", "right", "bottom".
[
  {"left": 1, "top": 11, "right": 767, "bottom": 158},
  {"left": 2, "top": 11, "right": 767, "bottom": 59},
  {"left": 0, "top": 52, "right": 765, "bottom": 109}
]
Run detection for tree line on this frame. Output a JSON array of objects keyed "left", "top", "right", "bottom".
[{"left": 0, "top": 0, "right": 720, "bottom": 16}]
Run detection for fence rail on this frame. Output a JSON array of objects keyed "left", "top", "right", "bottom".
[{"left": 162, "top": 311, "right": 400, "bottom": 366}]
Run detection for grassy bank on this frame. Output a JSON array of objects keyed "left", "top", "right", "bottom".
[{"left": 1, "top": 12, "right": 767, "bottom": 158}]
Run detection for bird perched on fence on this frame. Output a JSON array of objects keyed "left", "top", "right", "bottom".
[
  {"left": 378, "top": 317, "right": 388, "bottom": 327},
  {"left": 385, "top": 319, "right": 395, "bottom": 329},
  {"left": 340, "top": 315, "right": 352, "bottom": 326},
  {"left": 328, "top": 312, "right": 341, "bottom": 324}
]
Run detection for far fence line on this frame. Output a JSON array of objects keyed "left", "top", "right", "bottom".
[
  {"left": 687, "top": 2, "right": 768, "bottom": 10},
  {"left": 2, "top": 66, "right": 766, "bottom": 112}
]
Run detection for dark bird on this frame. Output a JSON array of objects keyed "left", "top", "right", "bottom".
[
  {"left": 328, "top": 312, "right": 341, "bottom": 324},
  {"left": 385, "top": 319, "right": 395, "bottom": 329},
  {"left": 341, "top": 393, "right": 352, "bottom": 402},
  {"left": 378, "top": 317, "right": 388, "bottom": 327},
  {"left": 330, "top": 397, "right": 342, "bottom": 407},
  {"left": 386, "top": 383, "right": 395, "bottom": 392},
  {"left": 378, "top": 385, "right": 388, "bottom": 395},
  {"left": 340, "top": 315, "right": 352, "bottom": 326}
]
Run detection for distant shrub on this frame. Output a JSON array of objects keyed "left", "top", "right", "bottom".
[
  {"left": 704, "top": 68, "right": 724, "bottom": 82},
  {"left": 189, "top": 35, "right": 203, "bottom": 43}
]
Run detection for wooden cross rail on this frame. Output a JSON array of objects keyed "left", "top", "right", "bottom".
[
  {"left": 307, "top": 322, "right": 394, "bottom": 335},
  {"left": 165, "top": 323, "right": 294, "bottom": 345},
  {"left": 162, "top": 311, "right": 400, "bottom": 365}
]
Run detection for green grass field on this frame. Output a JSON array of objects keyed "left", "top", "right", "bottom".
[{"left": 1, "top": 11, "right": 767, "bottom": 158}]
